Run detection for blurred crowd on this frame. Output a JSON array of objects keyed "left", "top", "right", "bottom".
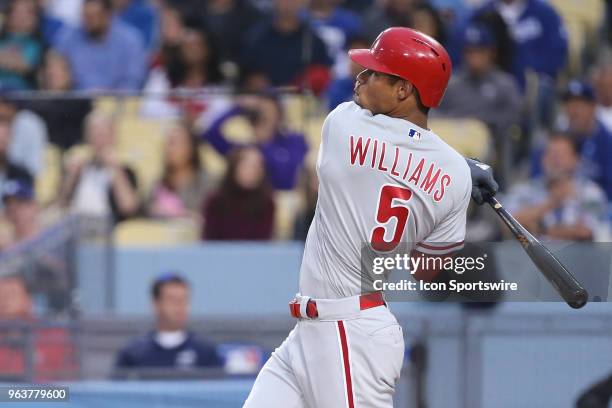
[
  {"left": 0, "top": 0, "right": 609, "bottom": 251},
  {"left": 0, "top": 0, "right": 611, "bottom": 386}
]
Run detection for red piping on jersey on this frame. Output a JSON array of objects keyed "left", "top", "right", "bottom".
[
  {"left": 417, "top": 241, "right": 465, "bottom": 250},
  {"left": 337, "top": 321, "right": 355, "bottom": 408}
]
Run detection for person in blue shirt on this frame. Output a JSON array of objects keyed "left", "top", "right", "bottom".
[
  {"left": 303, "top": 0, "right": 362, "bottom": 71},
  {"left": 202, "top": 93, "right": 308, "bottom": 190},
  {"left": 55, "top": 0, "right": 146, "bottom": 91},
  {"left": 241, "top": 0, "right": 332, "bottom": 94},
  {"left": 470, "top": 0, "right": 568, "bottom": 90},
  {"left": 34, "top": 1, "right": 65, "bottom": 47},
  {"left": 531, "top": 81, "right": 612, "bottom": 203},
  {"left": 0, "top": 0, "right": 44, "bottom": 90},
  {"left": 113, "top": 0, "right": 159, "bottom": 52},
  {"left": 325, "top": 36, "right": 369, "bottom": 110},
  {"left": 115, "top": 273, "right": 222, "bottom": 371}
]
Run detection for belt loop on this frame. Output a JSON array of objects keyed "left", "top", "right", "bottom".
[{"left": 298, "top": 295, "right": 312, "bottom": 320}]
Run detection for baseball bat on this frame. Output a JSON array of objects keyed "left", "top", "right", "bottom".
[{"left": 486, "top": 196, "right": 588, "bottom": 309}]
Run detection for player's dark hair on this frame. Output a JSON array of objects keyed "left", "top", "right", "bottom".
[
  {"left": 384, "top": 74, "right": 430, "bottom": 115},
  {"left": 151, "top": 273, "right": 189, "bottom": 300},
  {"left": 413, "top": 88, "right": 430, "bottom": 115}
]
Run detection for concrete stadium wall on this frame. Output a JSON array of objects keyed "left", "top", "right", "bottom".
[{"left": 75, "top": 242, "right": 612, "bottom": 407}]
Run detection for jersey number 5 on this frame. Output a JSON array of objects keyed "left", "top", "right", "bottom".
[{"left": 370, "top": 185, "right": 413, "bottom": 252}]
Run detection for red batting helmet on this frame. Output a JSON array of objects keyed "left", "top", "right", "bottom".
[{"left": 349, "top": 27, "right": 452, "bottom": 108}]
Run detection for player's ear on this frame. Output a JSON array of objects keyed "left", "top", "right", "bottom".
[{"left": 397, "top": 80, "right": 411, "bottom": 101}]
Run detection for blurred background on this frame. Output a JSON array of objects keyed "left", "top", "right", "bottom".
[{"left": 0, "top": 0, "right": 611, "bottom": 406}]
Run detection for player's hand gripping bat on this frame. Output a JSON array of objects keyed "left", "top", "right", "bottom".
[{"left": 466, "top": 158, "right": 588, "bottom": 309}]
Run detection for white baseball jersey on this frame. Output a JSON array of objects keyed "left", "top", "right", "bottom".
[{"left": 299, "top": 101, "right": 472, "bottom": 299}]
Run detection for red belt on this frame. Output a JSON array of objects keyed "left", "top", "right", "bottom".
[{"left": 289, "top": 292, "right": 386, "bottom": 319}]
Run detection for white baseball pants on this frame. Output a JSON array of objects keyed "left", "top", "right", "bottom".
[{"left": 243, "top": 296, "right": 405, "bottom": 408}]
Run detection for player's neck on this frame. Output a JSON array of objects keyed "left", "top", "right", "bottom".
[{"left": 388, "top": 108, "right": 428, "bottom": 130}]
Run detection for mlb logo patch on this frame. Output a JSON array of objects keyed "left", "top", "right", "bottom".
[{"left": 408, "top": 128, "right": 422, "bottom": 140}]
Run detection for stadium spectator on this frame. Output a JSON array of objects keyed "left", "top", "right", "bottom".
[
  {"left": 0, "top": 0, "right": 43, "bottom": 91},
  {"left": 438, "top": 24, "right": 522, "bottom": 130},
  {"left": 200, "top": 0, "right": 262, "bottom": 70},
  {"left": 0, "top": 119, "right": 32, "bottom": 212},
  {"left": 0, "top": 97, "right": 48, "bottom": 176},
  {"left": 45, "top": 0, "right": 83, "bottom": 26},
  {"left": 304, "top": 0, "right": 363, "bottom": 77},
  {"left": 506, "top": 134, "right": 609, "bottom": 241},
  {"left": 203, "top": 146, "right": 275, "bottom": 240},
  {"left": 362, "top": 0, "right": 416, "bottom": 42},
  {"left": 24, "top": 51, "right": 92, "bottom": 150},
  {"left": 115, "top": 273, "right": 222, "bottom": 371},
  {"left": 58, "top": 111, "right": 140, "bottom": 222},
  {"left": 326, "top": 36, "right": 369, "bottom": 110},
  {"left": 430, "top": 0, "right": 474, "bottom": 25},
  {"left": 560, "top": 80, "right": 612, "bottom": 202},
  {"left": 461, "top": 6, "right": 514, "bottom": 74},
  {"left": 112, "top": 0, "right": 159, "bottom": 52},
  {"left": 470, "top": 0, "right": 568, "bottom": 89},
  {"left": 34, "top": 0, "right": 65, "bottom": 46},
  {"left": 151, "top": 2, "right": 184, "bottom": 68},
  {"left": 436, "top": 23, "right": 522, "bottom": 179},
  {"left": 55, "top": 0, "right": 147, "bottom": 91},
  {"left": 410, "top": 2, "right": 447, "bottom": 45},
  {"left": 0, "top": 177, "right": 39, "bottom": 248},
  {"left": 241, "top": 0, "right": 332, "bottom": 94},
  {"left": 0, "top": 275, "right": 76, "bottom": 381},
  {"left": 593, "top": 57, "right": 612, "bottom": 132},
  {"left": 201, "top": 94, "right": 308, "bottom": 190},
  {"left": 141, "top": 25, "right": 225, "bottom": 118},
  {"left": 147, "top": 122, "right": 214, "bottom": 220}
]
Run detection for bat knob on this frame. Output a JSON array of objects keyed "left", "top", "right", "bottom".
[{"left": 568, "top": 288, "right": 588, "bottom": 309}]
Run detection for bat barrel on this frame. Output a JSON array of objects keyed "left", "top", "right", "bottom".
[{"left": 486, "top": 197, "right": 589, "bottom": 309}]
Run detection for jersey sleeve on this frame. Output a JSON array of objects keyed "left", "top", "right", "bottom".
[{"left": 415, "top": 184, "right": 470, "bottom": 255}]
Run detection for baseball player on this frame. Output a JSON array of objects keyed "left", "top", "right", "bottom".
[{"left": 244, "top": 27, "right": 498, "bottom": 408}]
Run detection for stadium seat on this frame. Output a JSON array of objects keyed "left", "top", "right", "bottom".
[
  {"left": 273, "top": 190, "right": 303, "bottom": 240},
  {"left": 304, "top": 115, "right": 326, "bottom": 149},
  {"left": 94, "top": 96, "right": 119, "bottom": 114},
  {"left": 36, "top": 144, "right": 62, "bottom": 205},
  {"left": 220, "top": 115, "right": 254, "bottom": 144},
  {"left": 283, "top": 94, "right": 306, "bottom": 131},
  {"left": 94, "top": 96, "right": 142, "bottom": 116},
  {"left": 113, "top": 218, "right": 199, "bottom": 246},
  {"left": 549, "top": 0, "right": 605, "bottom": 76},
  {"left": 199, "top": 144, "right": 227, "bottom": 180},
  {"left": 116, "top": 117, "right": 167, "bottom": 195},
  {"left": 429, "top": 118, "right": 493, "bottom": 161},
  {"left": 63, "top": 144, "right": 92, "bottom": 165}
]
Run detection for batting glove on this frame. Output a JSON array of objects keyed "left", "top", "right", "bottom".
[{"left": 466, "top": 158, "right": 499, "bottom": 205}]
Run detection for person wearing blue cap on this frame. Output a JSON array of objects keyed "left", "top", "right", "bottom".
[
  {"left": 531, "top": 80, "right": 612, "bottom": 206},
  {"left": 1, "top": 176, "right": 39, "bottom": 248},
  {"left": 436, "top": 23, "right": 522, "bottom": 184},
  {"left": 0, "top": 117, "right": 32, "bottom": 212},
  {"left": 470, "top": 0, "right": 568, "bottom": 90},
  {"left": 560, "top": 80, "right": 612, "bottom": 204}
]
